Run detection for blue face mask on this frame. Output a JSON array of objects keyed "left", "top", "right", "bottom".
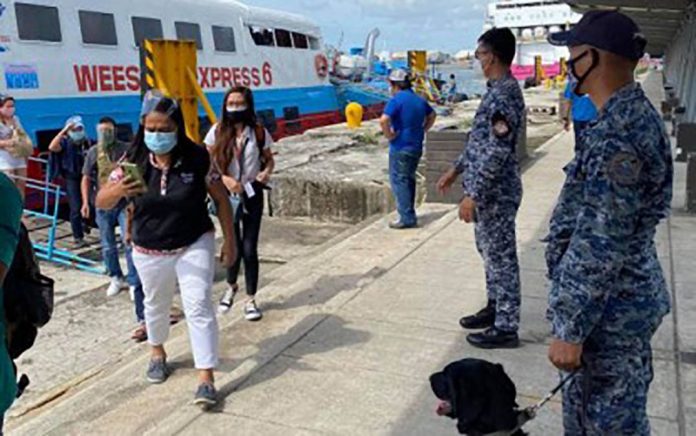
[
  {"left": 144, "top": 131, "right": 177, "bottom": 155},
  {"left": 68, "top": 130, "right": 86, "bottom": 142}
]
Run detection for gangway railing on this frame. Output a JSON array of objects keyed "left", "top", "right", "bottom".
[{"left": 14, "top": 157, "right": 105, "bottom": 275}]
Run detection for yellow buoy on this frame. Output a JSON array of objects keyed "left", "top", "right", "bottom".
[{"left": 346, "top": 102, "right": 364, "bottom": 128}]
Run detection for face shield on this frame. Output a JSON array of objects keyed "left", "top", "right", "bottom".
[{"left": 140, "top": 90, "right": 180, "bottom": 119}]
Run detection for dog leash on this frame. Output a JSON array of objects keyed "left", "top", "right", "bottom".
[{"left": 488, "top": 369, "right": 579, "bottom": 436}]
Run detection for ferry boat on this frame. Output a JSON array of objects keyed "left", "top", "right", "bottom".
[
  {"left": 0, "top": 0, "right": 385, "bottom": 152},
  {"left": 483, "top": 0, "right": 582, "bottom": 80}
]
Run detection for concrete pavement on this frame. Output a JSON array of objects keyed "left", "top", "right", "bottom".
[{"left": 7, "top": 72, "right": 694, "bottom": 435}]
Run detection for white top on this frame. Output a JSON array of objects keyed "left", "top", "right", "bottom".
[
  {"left": 0, "top": 116, "right": 27, "bottom": 170},
  {"left": 204, "top": 124, "right": 273, "bottom": 183}
]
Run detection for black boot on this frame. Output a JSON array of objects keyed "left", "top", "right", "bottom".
[
  {"left": 459, "top": 300, "right": 496, "bottom": 330},
  {"left": 466, "top": 327, "right": 519, "bottom": 349}
]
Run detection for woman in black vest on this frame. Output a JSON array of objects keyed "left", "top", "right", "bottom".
[{"left": 96, "top": 91, "right": 235, "bottom": 407}]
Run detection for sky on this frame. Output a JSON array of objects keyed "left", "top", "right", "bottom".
[{"left": 247, "top": 0, "right": 490, "bottom": 54}]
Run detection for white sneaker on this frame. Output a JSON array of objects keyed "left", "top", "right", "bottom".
[
  {"left": 106, "top": 277, "right": 126, "bottom": 297},
  {"left": 218, "top": 285, "right": 238, "bottom": 314},
  {"left": 244, "top": 300, "right": 263, "bottom": 322}
]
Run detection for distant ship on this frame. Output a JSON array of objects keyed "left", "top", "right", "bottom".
[{"left": 483, "top": 0, "right": 582, "bottom": 80}]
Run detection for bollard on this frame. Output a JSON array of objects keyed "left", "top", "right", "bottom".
[
  {"left": 673, "top": 106, "right": 686, "bottom": 138},
  {"left": 345, "top": 102, "right": 364, "bottom": 129},
  {"left": 676, "top": 122, "right": 696, "bottom": 162},
  {"left": 687, "top": 153, "right": 696, "bottom": 213}
]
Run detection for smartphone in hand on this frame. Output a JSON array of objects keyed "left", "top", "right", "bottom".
[{"left": 120, "top": 162, "right": 147, "bottom": 192}]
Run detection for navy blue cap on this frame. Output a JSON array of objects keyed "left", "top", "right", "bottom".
[{"left": 548, "top": 10, "right": 647, "bottom": 61}]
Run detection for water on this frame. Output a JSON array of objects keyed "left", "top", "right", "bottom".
[{"left": 431, "top": 64, "right": 487, "bottom": 98}]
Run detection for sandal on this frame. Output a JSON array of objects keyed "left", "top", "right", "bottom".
[{"left": 131, "top": 324, "right": 148, "bottom": 343}]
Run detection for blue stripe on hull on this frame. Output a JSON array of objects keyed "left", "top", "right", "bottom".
[{"left": 15, "top": 85, "right": 347, "bottom": 143}]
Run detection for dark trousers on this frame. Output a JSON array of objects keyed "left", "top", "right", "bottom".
[
  {"left": 64, "top": 176, "right": 84, "bottom": 241},
  {"left": 573, "top": 120, "right": 591, "bottom": 154},
  {"left": 227, "top": 187, "right": 264, "bottom": 296}
]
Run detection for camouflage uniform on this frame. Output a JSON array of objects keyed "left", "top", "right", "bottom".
[
  {"left": 545, "top": 83, "right": 673, "bottom": 435},
  {"left": 454, "top": 73, "right": 525, "bottom": 332}
]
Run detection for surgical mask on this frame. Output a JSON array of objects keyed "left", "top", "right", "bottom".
[
  {"left": 144, "top": 131, "right": 177, "bottom": 155},
  {"left": 98, "top": 129, "right": 116, "bottom": 146},
  {"left": 0, "top": 107, "right": 15, "bottom": 119},
  {"left": 568, "top": 49, "right": 599, "bottom": 97},
  {"left": 68, "top": 130, "right": 86, "bottom": 142}
]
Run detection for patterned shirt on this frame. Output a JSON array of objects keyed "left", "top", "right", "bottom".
[
  {"left": 545, "top": 82, "right": 673, "bottom": 343},
  {"left": 454, "top": 73, "right": 525, "bottom": 207}
]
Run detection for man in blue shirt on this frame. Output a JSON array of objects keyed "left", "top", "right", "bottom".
[
  {"left": 380, "top": 69, "right": 436, "bottom": 229},
  {"left": 562, "top": 77, "right": 598, "bottom": 153}
]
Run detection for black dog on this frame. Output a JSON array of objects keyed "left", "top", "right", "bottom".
[{"left": 430, "top": 358, "right": 526, "bottom": 435}]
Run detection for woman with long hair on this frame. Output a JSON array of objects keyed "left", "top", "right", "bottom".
[
  {"left": 0, "top": 94, "right": 33, "bottom": 198},
  {"left": 204, "top": 86, "right": 275, "bottom": 321},
  {"left": 96, "top": 91, "right": 236, "bottom": 407}
]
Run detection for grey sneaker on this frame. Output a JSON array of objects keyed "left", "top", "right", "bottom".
[
  {"left": 244, "top": 300, "right": 263, "bottom": 322},
  {"left": 146, "top": 358, "right": 170, "bottom": 384},
  {"left": 194, "top": 383, "right": 217, "bottom": 408}
]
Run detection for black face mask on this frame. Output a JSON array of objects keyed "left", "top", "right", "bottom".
[
  {"left": 568, "top": 49, "right": 599, "bottom": 97},
  {"left": 227, "top": 109, "right": 250, "bottom": 124}
]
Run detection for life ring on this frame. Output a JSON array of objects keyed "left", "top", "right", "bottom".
[{"left": 315, "top": 54, "right": 329, "bottom": 78}]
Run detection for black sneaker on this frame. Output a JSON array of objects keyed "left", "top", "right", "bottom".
[
  {"left": 459, "top": 300, "right": 496, "bottom": 330},
  {"left": 194, "top": 383, "right": 218, "bottom": 408},
  {"left": 466, "top": 327, "right": 519, "bottom": 349}
]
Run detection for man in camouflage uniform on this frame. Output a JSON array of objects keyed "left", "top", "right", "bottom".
[
  {"left": 546, "top": 11, "right": 672, "bottom": 434},
  {"left": 438, "top": 27, "right": 525, "bottom": 349}
]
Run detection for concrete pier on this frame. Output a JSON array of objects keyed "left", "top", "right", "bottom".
[{"left": 5, "top": 70, "right": 693, "bottom": 436}]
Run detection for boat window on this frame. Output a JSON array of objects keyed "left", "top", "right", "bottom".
[
  {"left": 132, "top": 16, "right": 163, "bottom": 47},
  {"left": 292, "top": 32, "right": 308, "bottom": 49},
  {"left": 275, "top": 29, "right": 292, "bottom": 48},
  {"left": 79, "top": 11, "right": 118, "bottom": 46},
  {"left": 256, "top": 110, "right": 277, "bottom": 134},
  {"left": 15, "top": 3, "right": 62, "bottom": 42},
  {"left": 308, "top": 36, "right": 320, "bottom": 50},
  {"left": 212, "top": 26, "right": 236, "bottom": 52},
  {"left": 176, "top": 22, "right": 203, "bottom": 50},
  {"left": 249, "top": 26, "right": 274, "bottom": 47}
]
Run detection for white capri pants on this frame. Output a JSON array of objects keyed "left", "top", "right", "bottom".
[{"left": 132, "top": 232, "right": 219, "bottom": 369}]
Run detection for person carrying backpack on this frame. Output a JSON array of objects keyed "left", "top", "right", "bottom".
[
  {"left": 0, "top": 172, "right": 22, "bottom": 432},
  {"left": 204, "top": 86, "right": 275, "bottom": 321},
  {"left": 0, "top": 173, "right": 55, "bottom": 433}
]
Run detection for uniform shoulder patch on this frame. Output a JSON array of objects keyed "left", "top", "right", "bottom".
[
  {"left": 607, "top": 151, "right": 642, "bottom": 186},
  {"left": 491, "top": 111, "right": 511, "bottom": 138}
]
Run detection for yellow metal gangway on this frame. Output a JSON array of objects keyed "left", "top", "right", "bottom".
[
  {"left": 408, "top": 50, "right": 442, "bottom": 103},
  {"left": 140, "top": 39, "right": 217, "bottom": 142}
]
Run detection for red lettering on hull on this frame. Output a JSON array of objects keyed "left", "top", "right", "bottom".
[{"left": 73, "top": 63, "right": 275, "bottom": 93}]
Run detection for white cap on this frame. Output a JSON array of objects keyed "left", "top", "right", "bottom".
[
  {"left": 388, "top": 69, "right": 409, "bottom": 83},
  {"left": 65, "top": 115, "right": 85, "bottom": 129}
]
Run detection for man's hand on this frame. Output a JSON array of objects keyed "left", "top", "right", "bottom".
[
  {"left": 548, "top": 339, "right": 583, "bottom": 371},
  {"left": 563, "top": 118, "right": 571, "bottom": 132},
  {"left": 80, "top": 204, "right": 90, "bottom": 219},
  {"left": 385, "top": 129, "right": 398, "bottom": 141},
  {"left": 458, "top": 196, "right": 476, "bottom": 223},
  {"left": 437, "top": 168, "right": 458, "bottom": 195}
]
